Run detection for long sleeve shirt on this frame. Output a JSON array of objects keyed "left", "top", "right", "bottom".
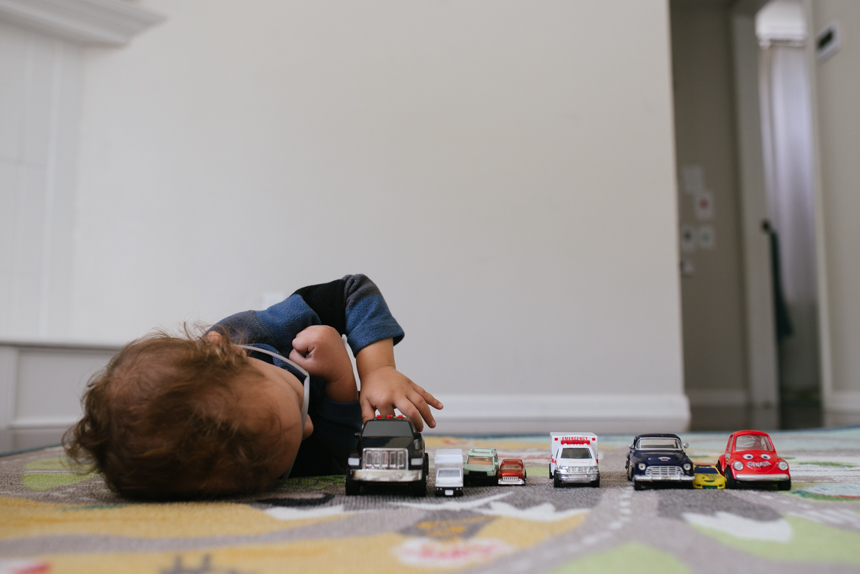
[{"left": 214, "top": 274, "right": 404, "bottom": 476}]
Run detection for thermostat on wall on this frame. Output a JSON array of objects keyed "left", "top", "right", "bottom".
[{"left": 816, "top": 21, "right": 841, "bottom": 62}]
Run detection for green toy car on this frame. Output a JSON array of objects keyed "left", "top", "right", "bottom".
[{"left": 463, "top": 447, "right": 499, "bottom": 484}]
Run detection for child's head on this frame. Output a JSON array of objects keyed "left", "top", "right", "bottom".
[{"left": 64, "top": 328, "right": 309, "bottom": 500}]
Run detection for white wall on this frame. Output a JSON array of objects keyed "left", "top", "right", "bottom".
[
  {"left": 811, "top": 1, "right": 860, "bottom": 424},
  {"left": 0, "top": 21, "right": 81, "bottom": 340},
  {"left": 0, "top": 2, "right": 163, "bottom": 448},
  {"left": 68, "top": 0, "right": 685, "bottom": 431}
]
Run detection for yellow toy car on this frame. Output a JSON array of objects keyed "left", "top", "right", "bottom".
[{"left": 693, "top": 464, "right": 726, "bottom": 489}]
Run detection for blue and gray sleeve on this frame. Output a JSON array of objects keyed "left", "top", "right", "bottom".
[{"left": 216, "top": 274, "right": 404, "bottom": 356}]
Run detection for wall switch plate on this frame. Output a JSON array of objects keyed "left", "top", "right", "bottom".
[{"left": 817, "top": 21, "right": 841, "bottom": 62}]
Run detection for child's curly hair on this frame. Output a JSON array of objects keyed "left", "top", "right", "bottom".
[{"left": 64, "top": 327, "right": 285, "bottom": 500}]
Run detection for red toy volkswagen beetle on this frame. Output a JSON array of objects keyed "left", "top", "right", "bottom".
[{"left": 719, "top": 430, "right": 790, "bottom": 490}]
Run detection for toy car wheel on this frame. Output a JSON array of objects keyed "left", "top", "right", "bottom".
[
  {"left": 553, "top": 472, "right": 561, "bottom": 488},
  {"left": 777, "top": 479, "right": 791, "bottom": 491},
  {"left": 634, "top": 480, "right": 646, "bottom": 491},
  {"left": 345, "top": 476, "right": 360, "bottom": 496},
  {"left": 411, "top": 454, "right": 428, "bottom": 497},
  {"left": 411, "top": 480, "right": 426, "bottom": 497},
  {"left": 724, "top": 467, "right": 737, "bottom": 489},
  {"left": 591, "top": 477, "right": 600, "bottom": 488},
  {"left": 626, "top": 463, "right": 633, "bottom": 481}
]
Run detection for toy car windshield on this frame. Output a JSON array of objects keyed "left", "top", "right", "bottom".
[
  {"left": 361, "top": 420, "right": 413, "bottom": 437},
  {"left": 735, "top": 435, "right": 773, "bottom": 450},
  {"left": 437, "top": 468, "right": 461, "bottom": 478},
  {"left": 560, "top": 447, "right": 592, "bottom": 459},
  {"left": 500, "top": 464, "right": 520, "bottom": 470},
  {"left": 637, "top": 438, "right": 682, "bottom": 450},
  {"left": 467, "top": 456, "right": 494, "bottom": 465},
  {"left": 696, "top": 467, "right": 718, "bottom": 474}
]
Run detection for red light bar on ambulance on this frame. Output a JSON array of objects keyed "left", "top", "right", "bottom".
[{"left": 560, "top": 437, "right": 593, "bottom": 445}]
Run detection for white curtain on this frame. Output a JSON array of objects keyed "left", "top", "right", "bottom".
[{"left": 759, "top": 42, "right": 820, "bottom": 402}]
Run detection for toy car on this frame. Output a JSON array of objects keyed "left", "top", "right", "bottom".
[
  {"left": 550, "top": 432, "right": 600, "bottom": 487},
  {"left": 463, "top": 447, "right": 499, "bottom": 484},
  {"left": 497, "top": 458, "right": 526, "bottom": 486},
  {"left": 626, "top": 433, "right": 695, "bottom": 490},
  {"left": 345, "top": 415, "right": 428, "bottom": 497},
  {"left": 719, "top": 430, "right": 790, "bottom": 490},
  {"left": 693, "top": 464, "right": 726, "bottom": 489},
  {"left": 434, "top": 449, "right": 464, "bottom": 497}
]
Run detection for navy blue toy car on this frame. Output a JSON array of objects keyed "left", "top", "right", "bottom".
[{"left": 625, "top": 433, "right": 695, "bottom": 490}]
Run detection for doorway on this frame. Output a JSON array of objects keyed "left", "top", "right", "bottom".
[{"left": 671, "top": 0, "right": 823, "bottom": 430}]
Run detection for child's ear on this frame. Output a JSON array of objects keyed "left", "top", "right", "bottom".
[{"left": 205, "top": 331, "right": 223, "bottom": 344}]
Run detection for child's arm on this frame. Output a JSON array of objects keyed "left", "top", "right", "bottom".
[
  {"left": 289, "top": 325, "right": 357, "bottom": 403},
  {"left": 217, "top": 274, "right": 442, "bottom": 428},
  {"left": 356, "top": 337, "right": 443, "bottom": 432}
]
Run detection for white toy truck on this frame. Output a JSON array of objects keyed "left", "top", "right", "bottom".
[
  {"left": 434, "top": 449, "right": 464, "bottom": 497},
  {"left": 550, "top": 432, "right": 600, "bottom": 488}
]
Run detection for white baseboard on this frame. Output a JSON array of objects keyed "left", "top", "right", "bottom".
[
  {"left": 825, "top": 392, "right": 860, "bottom": 415},
  {"left": 425, "top": 393, "right": 690, "bottom": 435},
  {"left": 1, "top": 341, "right": 119, "bottom": 433},
  {"left": 4, "top": 391, "right": 693, "bottom": 439},
  {"left": 824, "top": 392, "right": 860, "bottom": 427},
  {"left": 10, "top": 416, "right": 77, "bottom": 430}
]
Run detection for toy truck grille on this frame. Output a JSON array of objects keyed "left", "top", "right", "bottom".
[
  {"left": 499, "top": 476, "right": 522, "bottom": 483},
  {"left": 560, "top": 466, "right": 593, "bottom": 474},
  {"left": 363, "top": 448, "right": 408, "bottom": 470},
  {"left": 645, "top": 466, "right": 682, "bottom": 478}
]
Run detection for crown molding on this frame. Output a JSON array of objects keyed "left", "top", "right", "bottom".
[{"left": 0, "top": 0, "right": 164, "bottom": 46}]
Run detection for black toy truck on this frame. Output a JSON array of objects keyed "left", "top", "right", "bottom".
[{"left": 345, "top": 415, "right": 428, "bottom": 497}]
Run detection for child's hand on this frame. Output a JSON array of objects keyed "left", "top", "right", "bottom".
[
  {"left": 356, "top": 339, "right": 443, "bottom": 432},
  {"left": 289, "top": 325, "right": 357, "bottom": 402},
  {"left": 359, "top": 366, "right": 442, "bottom": 431}
]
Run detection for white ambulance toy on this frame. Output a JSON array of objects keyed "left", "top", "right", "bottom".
[
  {"left": 434, "top": 449, "right": 464, "bottom": 497},
  {"left": 549, "top": 432, "right": 600, "bottom": 487}
]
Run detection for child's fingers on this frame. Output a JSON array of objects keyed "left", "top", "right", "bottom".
[
  {"left": 413, "top": 384, "right": 443, "bottom": 410},
  {"left": 290, "top": 333, "right": 313, "bottom": 358},
  {"left": 395, "top": 394, "right": 436, "bottom": 432},
  {"left": 360, "top": 400, "right": 377, "bottom": 424},
  {"left": 361, "top": 398, "right": 396, "bottom": 423},
  {"left": 288, "top": 348, "right": 311, "bottom": 369},
  {"left": 395, "top": 400, "right": 424, "bottom": 432},
  {"left": 291, "top": 325, "right": 336, "bottom": 356},
  {"left": 406, "top": 391, "right": 436, "bottom": 429}
]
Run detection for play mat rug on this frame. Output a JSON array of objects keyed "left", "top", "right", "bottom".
[{"left": 2, "top": 427, "right": 860, "bottom": 574}]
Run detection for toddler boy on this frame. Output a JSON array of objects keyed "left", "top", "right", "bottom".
[{"left": 65, "top": 274, "right": 441, "bottom": 499}]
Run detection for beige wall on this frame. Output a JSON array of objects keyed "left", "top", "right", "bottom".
[
  {"left": 64, "top": 0, "right": 687, "bottom": 431},
  {"left": 811, "top": 1, "right": 860, "bottom": 423},
  {"left": 670, "top": 3, "right": 749, "bottom": 415}
]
